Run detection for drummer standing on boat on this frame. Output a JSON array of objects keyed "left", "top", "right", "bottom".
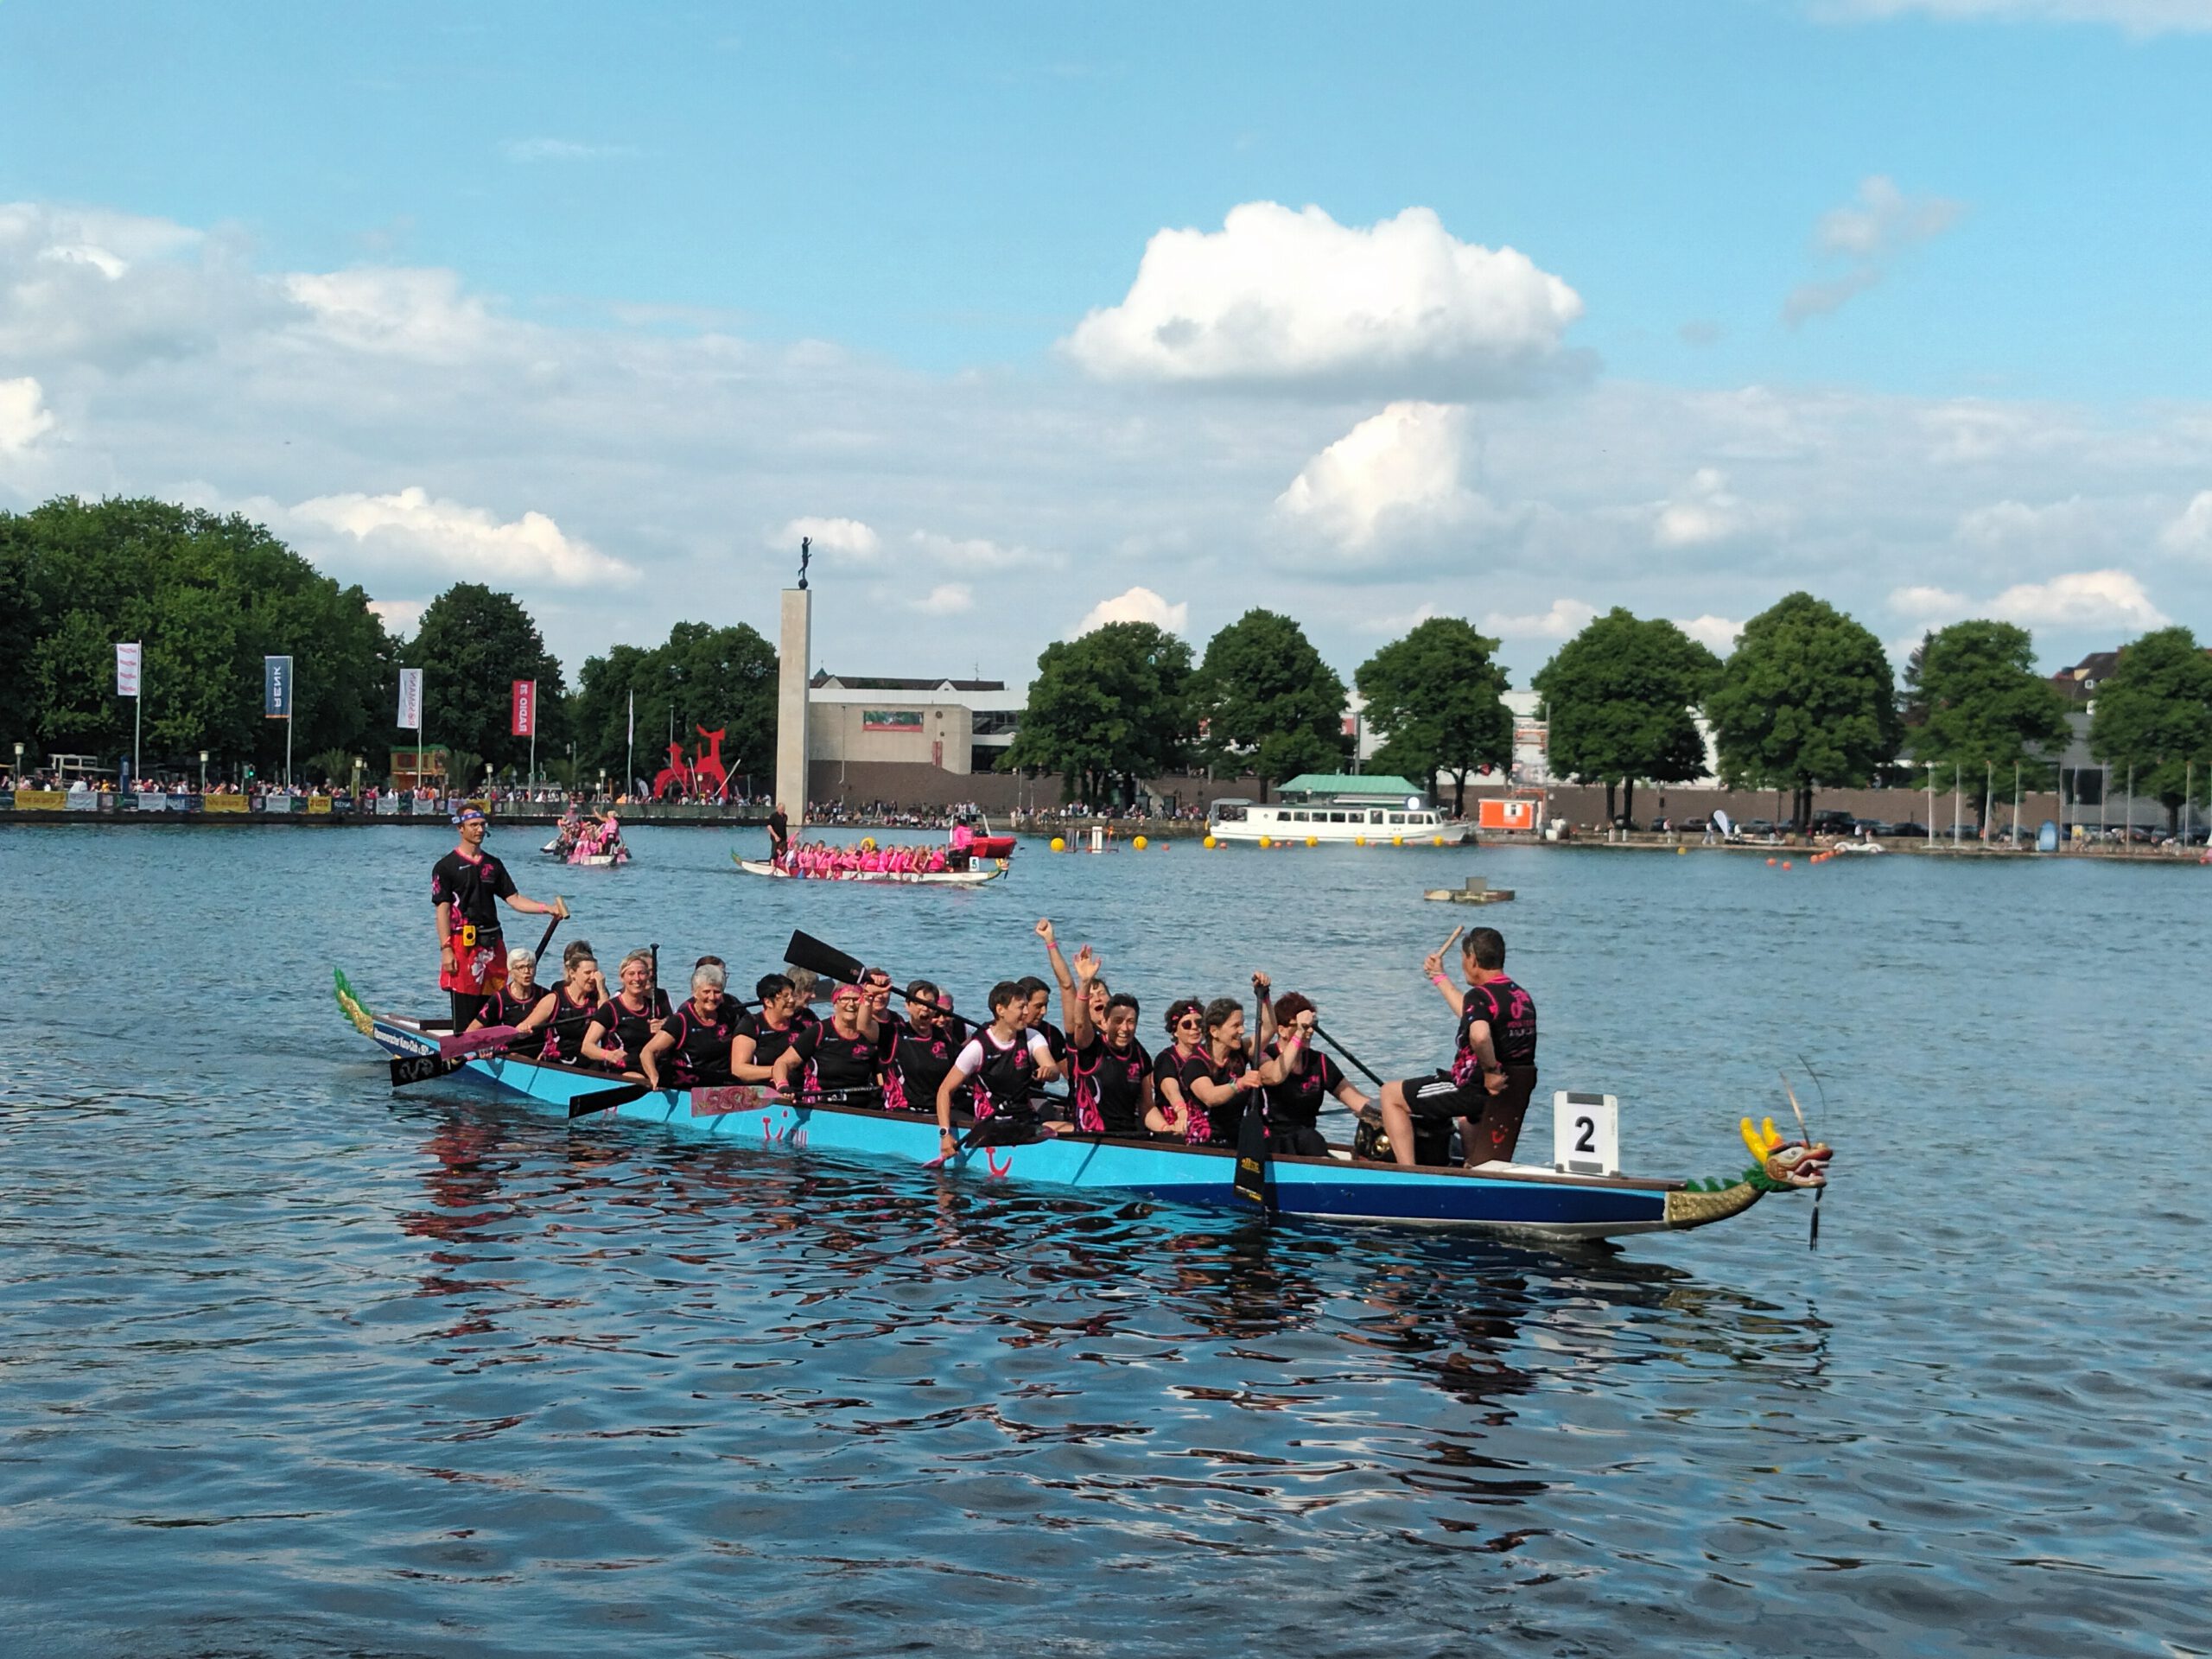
[{"left": 432, "top": 806, "right": 568, "bottom": 1032}]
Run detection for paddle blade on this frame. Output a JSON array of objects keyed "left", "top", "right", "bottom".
[
  {"left": 1233, "top": 1103, "right": 1272, "bottom": 1211},
  {"left": 690, "top": 1084, "right": 761, "bottom": 1118},
  {"left": 439, "top": 1024, "right": 519, "bottom": 1059},
  {"left": 390, "top": 1053, "right": 465, "bottom": 1088},
  {"left": 569, "top": 1082, "right": 651, "bottom": 1117},
  {"left": 784, "top": 930, "right": 863, "bottom": 984}
]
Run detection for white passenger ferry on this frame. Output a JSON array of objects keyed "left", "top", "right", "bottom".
[{"left": 1207, "top": 773, "right": 1469, "bottom": 845}]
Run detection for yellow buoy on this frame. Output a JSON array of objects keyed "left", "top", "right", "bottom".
[
  {"left": 1133, "top": 835, "right": 1147, "bottom": 850},
  {"left": 1257, "top": 835, "right": 1271, "bottom": 849},
  {"left": 1203, "top": 835, "right": 1217, "bottom": 849},
  {"left": 1676, "top": 845, "right": 1686, "bottom": 855},
  {"left": 1306, "top": 836, "right": 1318, "bottom": 848},
  {"left": 1050, "top": 836, "right": 1066, "bottom": 852},
  {"left": 1432, "top": 836, "right": 1443, "bottom": 846},
  {"left": 1354, "top": 835, "right": 1365, "bottom": 846},
  {"left": 1392, "top": 835, "right": 1403, "bottom": 847}
]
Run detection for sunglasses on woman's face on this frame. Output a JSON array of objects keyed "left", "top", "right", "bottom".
[{"left": 1176, "top": 1016, "right": 1202, "bottom": 1030}]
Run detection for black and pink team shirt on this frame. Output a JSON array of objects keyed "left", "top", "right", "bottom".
[
  {"left": 885, "top": 1016, "right": 959, "bottom": 1113},
  {"left": 585, "top": 989, "right": 672, "bottom": 1071},
  {"left": 1259, "top": 1039, "right": 1346, "bottom": 1131},
  {"left": 951, "top": 1027, "right": 1052, "bottom": 1120},
  {"left": 785, "top": 1022, "right": 882, "bottom": 1098},
  {"left": 542, "top": 984, "right": 603, "bottom": 1064},
  {"left": 734, "top": 1008, "right": 815, "bottom": 1074},
  {"left": 1157, "top": 1046, "right": 1235, "bottom": 1145},
  {"left": 664, "top": 997, "right": 738, "bottom": 1086},
  {"left": 1069, "top": 1033, "right": 1152, "bottom": 1136},
  {"left": 430, "top": 849, "right": 515, "bottom": 938},
  {"left": 1452, "top": 976, "right": 1538, "bottom": 1085}
]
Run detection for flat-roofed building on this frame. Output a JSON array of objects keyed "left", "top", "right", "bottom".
[{"left": 807, "top": 673, "right": 1025, "bottom": 777}]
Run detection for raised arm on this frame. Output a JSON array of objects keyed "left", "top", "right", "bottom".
[
  {"left": 1250, "top": 971, "right": 1275, "bottom": 1057},
  {"left": 1065, "top": 945, "right": 1103, "bottom": 1048},
  {"left": 1423, "top": 950, "right": 1466, "bottom": 1018}
]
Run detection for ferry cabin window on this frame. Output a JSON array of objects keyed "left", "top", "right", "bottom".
[
  {"left": 1370, "top": 810, "right": 1385, "bottom": 824},
  {"left": 1216, "top": 804, "right": 1246, "bottom": 823},
  {"left": 1389, "top": 813, "right": 1406, "bottom": 824},
  {"left": 1330, "top": 811, "right": 1347, "bottom": 823}
]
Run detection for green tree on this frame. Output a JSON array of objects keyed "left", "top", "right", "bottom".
[
  {"left": 2088, "top": 626, "right": 2212, "bottom": 834},
  {"left": 406, "top": 582, "right": 569, "bottom": 776},
  {"left": 1531, "top": 608, "right": 1720, "bottom": 824},
  {"left": 574, "top": 620, "right": 779, "bottom": 794},
  {"left": 1706, "top": 592, "right": 1899, "bottom": 828},
  {"left": 1004, "top": 621, "right": 1194, "bottom": 803},
  {"left": 1355, "top": 618, "right": 1512, "bottom": 816},
  {"left": 0, "top": 496, "right": 397, "bottom": 779},
  {"left": 1191, "top": 608, "right": 1348, "bottom": 798},
  {"left": 1907, "top": 620, "right": 2072, "bottom": 823}
]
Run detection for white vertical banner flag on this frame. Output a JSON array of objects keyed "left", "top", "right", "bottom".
[
  {"left": 397, "top": 668, "right": 423, "bottom": 729},
  {"left": 116, "top": 642, "right": 143, "bottom": 697}
]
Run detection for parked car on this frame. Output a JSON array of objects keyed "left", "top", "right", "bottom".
[
  {"left": 1889, "top": 820, "right": 1929, "bottom": 837},
  {"left": 1808, "top": 810, "right": 1857, "bottom": 834},
  {"left": 1741, "top": 817, "right": 1777, "bottom": 837},
  {"left": 1852, "top": 817, "right": 1885, "bottom": 836}
]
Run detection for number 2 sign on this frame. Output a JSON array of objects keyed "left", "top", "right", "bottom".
[{"left": 1552, "top": 1090, "right": 1619, "bottom": 1176}]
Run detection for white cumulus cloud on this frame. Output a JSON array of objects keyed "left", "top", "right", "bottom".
[
  {"left": 1071, "top": 586, "right": 1187, "bottom": 637},
  {"left": 366, "top": 597, "right": 426, "bottom": 637},
  {"left": 911, "top": 530, "right": 1051, "bottom": 570},
  {"left": 0, "top": 376, "right": 55, "bottom": 453},
  {"left": 1276, "top": 401, "right": 1498, "bottom": 553},
  {"left": 1654, "top": 467, "right": 1771, "bottom": 548},
  {"left": 1889, "top": 584, "right": 1971, "bottom": 620},
  {"left": 290, "top": 486, "right": 639, "bottom": 588},
  {"left": 1987, "top": 569, "right": 2168, "bottom": 630},
  {"left": 779, "top": 516, "right": 881, "bottom": 560},
  {"left": 1064, "top": 201, "right": 1584, "bottom": 395},
  {"left": 283, "top": 269, "right": 494, "bottom": 359},
  {"left": 2158, "top": 490, "right": 2212, "bottom": 555},
  {"left": 909, "top": 582, "right": 974, "bottom": 616},
  {"left": 1674, "top": 614, "right": 1745, "bottom": 652},
  {"left": 1482, "top": 597, "right": 1598, "bottom": 639}
]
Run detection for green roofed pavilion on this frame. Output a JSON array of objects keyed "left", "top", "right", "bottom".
[{"left": 1276, "top": 774, "right": 1424, "bottom": 801}]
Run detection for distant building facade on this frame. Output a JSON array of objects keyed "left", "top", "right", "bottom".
[{"left": 806, "top": 672, "right": 1025, "bottom": 779}]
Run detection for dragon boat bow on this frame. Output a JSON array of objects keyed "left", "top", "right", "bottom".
[{"left": 335, "top": 972, "right": 1828, "bottom": 1243}]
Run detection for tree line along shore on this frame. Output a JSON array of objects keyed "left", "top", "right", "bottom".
[{"left": 7, "top": 494, "right": 2211, "bottom": 833}]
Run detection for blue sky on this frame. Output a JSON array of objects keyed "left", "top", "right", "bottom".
[{"left": 3, "top": 0, "right": 2210, "bottom": 686}]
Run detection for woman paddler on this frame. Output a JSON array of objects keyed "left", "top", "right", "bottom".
[
  {"left": 934, "top": 980, "right": 1061, "bottom": 1163},
  {"left": 512, "top": 940, "right": 607, "bottom": 1064},
  {"left": 431, "top": 804, "right": 569, "bottom": 1032},
  {"left": 883, "top": 978, "right": 959, "bottom": 1113},
  {"left": 465, "top": 946, "right": 556, "bottom": 1053},
  {"left": 771, "top": 981, "right": 884, "bottom": 1102},
  {"left": 1152, "top": 980, "right": 1273, "bottom": 1145},
  {"left": 638, "top": 960, "right": 739, "bottom": 1090},
  {"left": 1037, "top": 919, "right": 1147, "bottom": 1135},
  {"left": 732, "top": 974, "right": 812, "bottom": 1084},
  {"left": 1254, "top": 992, "right": 1368, "bottom": 1156},
  {"left": 579, "top": 949, "right": 672, "bottom": 1077}
]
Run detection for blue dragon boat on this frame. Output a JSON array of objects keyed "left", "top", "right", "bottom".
[{"left": 336, "top": 973, "right": 1830, "bottom": 1243}]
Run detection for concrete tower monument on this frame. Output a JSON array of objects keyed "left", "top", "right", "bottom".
[{"left": 774, "top": 538, "right": 813, "bottom": 823}]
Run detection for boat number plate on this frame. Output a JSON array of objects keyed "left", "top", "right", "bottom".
[{"left": 1552, "top": 1090, "right": 1620, "bottom": 1176}]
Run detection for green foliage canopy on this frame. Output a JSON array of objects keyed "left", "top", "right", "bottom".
[
  {"left": 2088, "top": 626, "right": 2212, "bottom": 830},
  {"left": 1706, "top": 592, "right": 1899, "bottom": 825},
  {"left": 0, "top": 496, "right": 396, "bottom": 777},
  {"left": 1531, "top": 607, "right": 1720, "bottom": 822},
  {"left": 405, "top": 582, "right": 569, "bottom": 775},
  {"left": 1906, "top": 620, "right": 2072, "bottom": 800},
  {"left": 575, "top": 620, "right": 779, "bottom": 791},
  {"left": 1005, "top": 621, "right": 1194, "bottom": 803},
  {"left": 1354, "top": 618, "right": 1511, "bottom": 815},
  {"left": 1191, "top": 608, "right": 1348, "bottom": 795}
]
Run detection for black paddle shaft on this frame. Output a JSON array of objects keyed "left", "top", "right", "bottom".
[{"left": 1311, "top": 1020, "right": 1388, "bottom": 1091}]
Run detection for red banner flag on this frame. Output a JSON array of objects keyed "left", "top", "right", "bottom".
[{"left": 511, "top": 679, "right": 536, "bottom": 737}]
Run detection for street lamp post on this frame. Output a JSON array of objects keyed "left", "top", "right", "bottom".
[
  {"left": 1925, "top": 761, "right": 1936, "bottom": 851},
  {"left": 16, "top": 740, "right": 26, "bottom": 785},
  {"left": 199, "top": 749, "right": 208, "bottom": 796},
  {"left": 352, "top": 755, "right": 363, "bottom": 804}
]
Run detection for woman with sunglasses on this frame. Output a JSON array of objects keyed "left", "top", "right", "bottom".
[
  {"left": 1151, "top": 978, "right": 1273, "bottom": 1145},
  {"left": 1255, "top": 991, "right": 1368, "bottom": 1156}
]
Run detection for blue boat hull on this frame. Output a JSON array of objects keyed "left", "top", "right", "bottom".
[{"left": 365, "top": 1013, "right": 1682, "bottom": 1238}]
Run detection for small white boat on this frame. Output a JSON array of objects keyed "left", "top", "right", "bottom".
[
  {"left": 1827, "top": 840, "right": 1885, "bottom": 856},
  {"left": 569, "top": 847, "right": 632, "bottom": 868},
  {"left": 733, "top": 855, "right": 1002, "bottom": 887}
]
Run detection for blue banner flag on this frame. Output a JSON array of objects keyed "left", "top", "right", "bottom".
[{"left": 264, "top": 655, "right": 294, "bottom": 719}]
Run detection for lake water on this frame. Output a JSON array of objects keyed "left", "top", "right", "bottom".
[{"left": 1, "top": 824, "right": 2206, "bottom": 1657}]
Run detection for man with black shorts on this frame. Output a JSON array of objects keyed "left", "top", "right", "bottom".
[
  {"left": 1375, "top": 927, "right": 1537, "bottom": 1169},
  {"left": 431, "top": 805, "right": 567, "bottom": 1033}
]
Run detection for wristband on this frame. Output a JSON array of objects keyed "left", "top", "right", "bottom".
[{"left": 1429, "top": 972, "right": 1451, "bottom": 988}]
